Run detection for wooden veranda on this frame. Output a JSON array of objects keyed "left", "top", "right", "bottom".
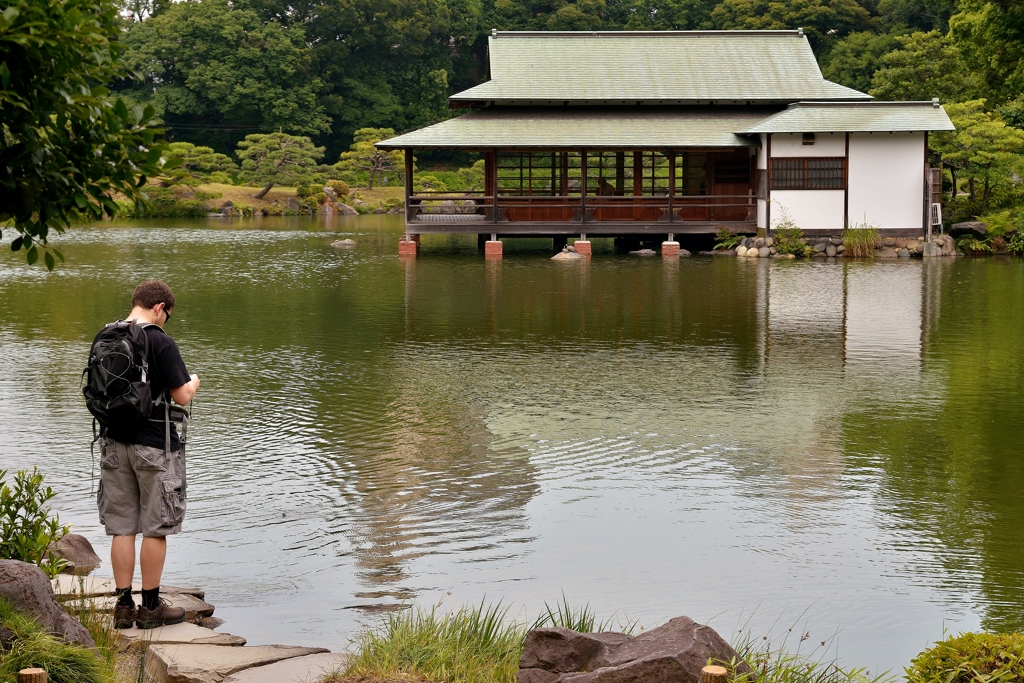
[{"left": 401, "top": 147, "right": 760, "bottom": 237}]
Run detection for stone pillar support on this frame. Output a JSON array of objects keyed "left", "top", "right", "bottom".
[
  {"left": 573, "top": 235, "right": 592, "bottom": 257},
  {"left": 662, "top": 241, "right": 681, "bottom": 256},
  {"left": 484, "top": 239, "right": 503, "bottom": 258},
  {"left": 398, "top": 234, "right": 419, "bottom": 256}
]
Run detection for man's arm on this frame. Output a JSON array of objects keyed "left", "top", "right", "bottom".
[{"left": 170, "top": 374, "right": 200, "bottom": 405}]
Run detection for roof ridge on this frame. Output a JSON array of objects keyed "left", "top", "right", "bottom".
[
  {"left": 788, "top": 100, "right": 944, "bottom": 108},
  {"left": 490, "top": 30, "right": 805, "bottom": 38}
]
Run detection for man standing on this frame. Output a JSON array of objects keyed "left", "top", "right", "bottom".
[{"left": 98, "top": 280, "right": 200, "bottom": 629}]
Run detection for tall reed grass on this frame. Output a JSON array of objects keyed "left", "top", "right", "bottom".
[
  {"left": 842, "top": 225, "right": 882, "bottom": 258},
  {"left": 0, "top": 596, "right": 114, "bottom": 683}
]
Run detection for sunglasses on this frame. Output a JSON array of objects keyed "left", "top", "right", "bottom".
[{"left": 163, "top": 306, "right": 172, "bottom": 323}]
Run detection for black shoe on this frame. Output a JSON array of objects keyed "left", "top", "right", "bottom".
[
  {"left": 114, "top": 603, "right": 137, "bottom": 629},
  {"left": 135, "top": 598, "right": 186, "bottom": 629}
]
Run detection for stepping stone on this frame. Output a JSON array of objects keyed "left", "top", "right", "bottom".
[
  {"left": 145, "top": 643, "right": 328, "bottom": 683},
  {"left": 77, "top": 593, "right": 215, "bottom": 624},
  {"left": 53, "top": 575, "right": 204, "bottom": 600},
  {"left": 119, "top": 622, "right": 246, "bottom": 648},
  {"left": 222, "top": 653, "right": 349, "bottom": 683}
]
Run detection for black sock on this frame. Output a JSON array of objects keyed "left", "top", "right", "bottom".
[
  {"left": 141, "top": 587, "right": 160, "bottom": 611},
  {"left": 115, "top": 586, "right": 134, "bottom": 608}
]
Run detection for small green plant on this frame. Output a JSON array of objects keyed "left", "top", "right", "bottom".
[
  {"left": 842, "top": 224, "right": 882, "bottom": 258},
  {"left": 771, "top": 205, "right": 814, "bottom": 257},
  {"left": 956, "top": 234, "right": 992, "bottom": 254},
  {"left": 296, "top": 184, "right": 318, "bottom": 199},
  {"left": 0, "top": 468, "right": 70, "bottom": 578},
  {"left": 905, "top": 632, "right": 1024, "bottom": 683},
  {"left": 0, "top": 597, "right": 113, "bottom": 683},
  {"left": 714, "top": 227, "right": 744, "bottom": 250}
]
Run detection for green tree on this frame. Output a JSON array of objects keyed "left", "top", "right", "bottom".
[
  {"left": 821, "top": 31, "right": 899, "bottom": 93},
  {"left": 877, "top": 0, "right": 956, "bottom": 32},
  {"left": 931, "top": 100, "right": 1024, "bottom": 209},
  {"left": 163, "top": 142, "right": 239, "bottom": 190},
  {"left": 0, "top": 0, "right": 171, "bottom": 268},
  {"left": 303, "top": 0, "right": 479, "bottom": 155},
  {"left": 116, "top": 0, "right": 328, "bottom": 152},
  {"left": 237, "top": 133, "right": 325, "bottom": 199},
  {"left": 709, "top": 0, "right": 876, "bottom": 54},
  {"left": 338, "top": 128, "right": 405, "bottom": 190},
  {"left": 950, "top": 0, "right": 1024, "bottom": 104},
  {"left": 869, "top": 30, "right": 982, "bottom": 101}
]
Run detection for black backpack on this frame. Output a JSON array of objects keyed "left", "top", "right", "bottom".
[{"left": 82, "top": 320, "right": 158, "bottom": 430}]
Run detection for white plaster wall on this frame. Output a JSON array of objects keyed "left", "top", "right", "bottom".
[
  {"left": 757, "top": 134, "right": 768, "bottom": 229},
  {"left": 847, "top": 132, "right": 924, "bottom": 230},
  {"left": 771, "top": 190, "right": 845, "bottom": 230},
  {"left": 770, "top": 132, "right": 846, "bottom": 158}
]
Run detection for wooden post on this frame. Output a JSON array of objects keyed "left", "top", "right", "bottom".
[
  {"left": 491, "top": 148, "right": 499, "bottom": 224},
  {"left": 700, "top": 665, "right": 728, "bottom": 683},
  {"left": 404, "top": 148, "right": 414, "bottom": 239},
  {"left": 668, "top": 150, "right": 676, "bottom": 223},
  {"left": 18, "top": 669, "right": 47, "bottom": 683},
  {"left": 581, "top": 150, "right": 587, "bottom": 224}
]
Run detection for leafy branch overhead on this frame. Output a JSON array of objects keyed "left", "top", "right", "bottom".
[{"left": 0, "top": 0, "right": 174, "bottom": 268}]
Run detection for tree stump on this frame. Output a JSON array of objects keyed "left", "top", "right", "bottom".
[
  {"left": 18, "top": 669, "right": 47, "bottom": 683},
  {"left": 700, "top": 664, "right": 728, "bottom": 683}
]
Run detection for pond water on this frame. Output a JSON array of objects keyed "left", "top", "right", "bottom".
[{"left": 1, "top": 216, "right": 1023, "bottom": 675}]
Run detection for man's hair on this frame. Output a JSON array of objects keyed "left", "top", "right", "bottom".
[{"left": 132, "top": 280, "right": 176, "bottom": 311}]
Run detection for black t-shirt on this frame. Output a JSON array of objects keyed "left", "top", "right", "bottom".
[{"left": 105, "top": 325, "right": 191, "bottom": 450}]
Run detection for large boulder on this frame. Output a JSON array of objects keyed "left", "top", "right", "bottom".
[
  {"left": 0, "top": 560, "right": 95, "bottom": 649},
  {"left": 519, "top": 617, "right": 749, "bottom": 683},
  {"left": 49, "top": 534, "right": 101, "bottom": 576},
  {"left": 950, "top": 221, "right": 986, "bottom": 237},
  {"left": 337, "top": 202, "right": 359, "bottom": 216}
]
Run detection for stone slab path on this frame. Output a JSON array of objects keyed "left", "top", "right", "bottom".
[
  {"left": 221, "top": 653, "right": 349, "bottom": 683},
  {"left": 146, "top": 643, "right": 328, "bottom": 683},
  {"left": 118, "top": 622, "right": 246, "bottom": 648},
  {"left": 54, "top": 574, "right": 349, "bottom": 683}
]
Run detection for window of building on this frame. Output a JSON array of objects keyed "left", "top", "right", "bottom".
[{"left": 770, "top": 158, "right": 845, "bottom": 190}]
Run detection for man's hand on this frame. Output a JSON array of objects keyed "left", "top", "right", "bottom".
[{"left": 170, "top": 374, "right": 201, "bottom": 405}]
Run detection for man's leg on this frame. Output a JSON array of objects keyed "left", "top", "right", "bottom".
[
  {"left": 140, "top": 536, "right": 166, "bottom": 590},
  {"left": 111, "top": 535, "right": 137, "bottom": 587}
]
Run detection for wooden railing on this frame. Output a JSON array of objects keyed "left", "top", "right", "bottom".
[{"left": 407, "top": 193, "right": 756, "bottom": 223}]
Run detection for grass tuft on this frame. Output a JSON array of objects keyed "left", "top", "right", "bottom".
[
  {"left": 0, "top": 596, "right": 114, "bottom": 683},
  {"left": 337, "top": 600, "right": 525, "bottom": 683},
  {"left": 842, "top": 225, "right": 882, "bottom": 258}
]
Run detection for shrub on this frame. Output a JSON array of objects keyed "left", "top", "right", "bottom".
[
  {"left": 714, "top": 227, "right": 744, "bottom": 250},
  {"left": 0, "top": 597, "right": 112, "bottom": 683},
  {"left": 206, "top": 171, "right": 235, "bottom": 185},
  {"left": 0, "top": 468, "right": 69, "bottom": 578},
  {"left": 906, "top": 632, "right": 1024, "bottom": 683},
  {"left": 327, "top": 180, "right": 350, "bottom": 196},
  {"left": 1008, "top": 231, "right": 1024, "bottom": 255},
  {"left": 956, "top": 234, "right": 992, "bottom": 254},
  {"left": 295, "top": 184, "right": 317, "bottom": 199},
  {"left": 842, "top": 225, "right": 882, "bottom": 258},
  {"left": 770, "top": 206, "right": 814, "bottom": 257},
  {"left": 414, "top": 175, "right": 448, "bottom": 193},
  {"left": 314, "top": 192, "right": 328, "bottom": 205}
]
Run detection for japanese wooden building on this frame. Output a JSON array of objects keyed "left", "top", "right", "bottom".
[{"left": 377, "top": 30, "right": 955, "bottom": 255}]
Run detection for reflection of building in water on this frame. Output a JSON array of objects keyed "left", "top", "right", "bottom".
[
  {"left": 755, "top": 260, "right": 940, "bottom": 495},
  {"left": 335, "top": 361, "right": 539, "bottom": 596}
]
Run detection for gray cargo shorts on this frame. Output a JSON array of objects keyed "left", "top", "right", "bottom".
[{"left": 97, "top": 438, "right": 186, "bottom": 537}]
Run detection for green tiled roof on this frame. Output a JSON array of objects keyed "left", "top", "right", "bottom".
[
  {"left": 742, "top": 101, "right": 955, "bottom": 133},
  {"left": 376, "top": 108, "right": 768, "bottom": 149},
  {"left": 449, "top": 31, "right": 873, "bottom": 105}
]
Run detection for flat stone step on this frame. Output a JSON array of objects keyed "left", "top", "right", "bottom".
[
  {"left": 52, "top": 575, "right": 204, "bottom": 600},
  {"left": 83, "top": 593, "right": 214, "bottom": 624},
  {"left": 145, "top": 644, "right": 328, "bottom": 683},
  {"left": 119, "top": 622, "right": 246, "bottom": 648},
  {"left": 222, "top": 653, "right": 349, "bottom": 683}
]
